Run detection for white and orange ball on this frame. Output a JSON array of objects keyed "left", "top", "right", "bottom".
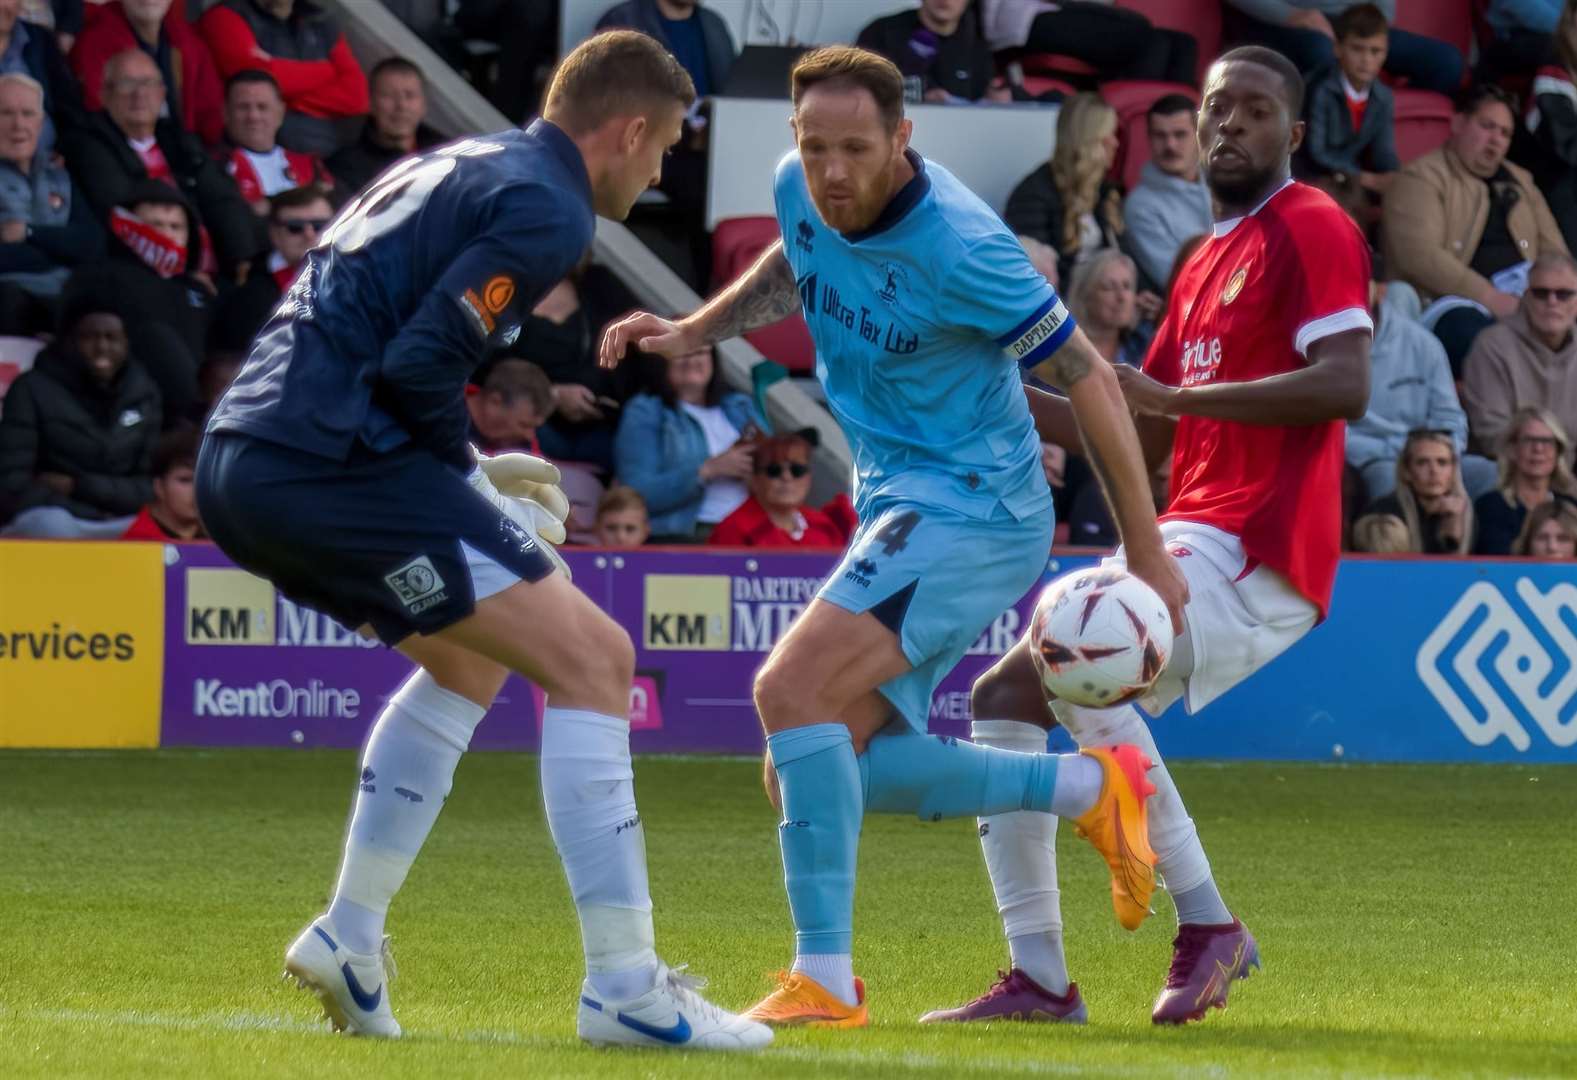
[{"left": 1030, "top": 566, "right": 1173, "bottom": 708}]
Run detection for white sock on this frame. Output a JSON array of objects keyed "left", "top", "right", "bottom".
[
  {"left": 1049, "top": 702, "right": 1229, "bottom": 925},
  {"left": 327, "top": 670, "right": 484, "bottom": 954},
  {"left": 540, "top": 705, "right": 658, "bottom": 1001},
  {"left": 1049, "top": 754, "right": 1104, "bottom": 819},
  {"left": 792, "top": 953, "right": 856, "bottom": 1005},
  {"left": 972, "top": 720, "right": 1069, "bottom": 995}
]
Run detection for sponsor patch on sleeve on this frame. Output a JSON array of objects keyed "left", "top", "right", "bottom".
[
  {"left": 998, "top": 296, "right": 1077, "bottom": 369},
  {"left": 458, "top": 274, "right": 517, "bottom": 339}
]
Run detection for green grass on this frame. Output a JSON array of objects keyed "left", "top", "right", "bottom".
[{"left": 1, "top": 751, "right": 1574, "bottom": 1079}]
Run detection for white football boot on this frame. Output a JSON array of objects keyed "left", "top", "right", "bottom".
[
  {"left": 577, "top": 961, "right": 773, "bottom": 1051},
  {"left": 282, "top": 915, "right": 401, "bottom": 1038}
]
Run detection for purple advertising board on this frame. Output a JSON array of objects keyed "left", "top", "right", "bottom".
[
  {"left": 160, "top": 545, "right": 1082, "bottom": 753},
  {"left": 159, "top": 546, "right": 1577, "bottom": 763}
]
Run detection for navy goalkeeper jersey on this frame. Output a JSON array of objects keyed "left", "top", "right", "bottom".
[{"left": 208, "top": 119, "right": 596, "bottom": 471}]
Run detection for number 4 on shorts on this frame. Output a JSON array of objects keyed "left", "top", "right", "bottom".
[{"left": 873, "top": 510, "right": 920, "bottom": 556}]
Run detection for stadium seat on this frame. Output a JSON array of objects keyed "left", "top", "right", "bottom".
[
  {"left": 1115, "top": 0, "right": 1222, "bottom": 85},
  {"left": 1393, "top": 88, "right": 1455, "bottom": 163},
  {"left": 0, "top": 335, "right": 42, "bottom": 411},
  {"left": 711, "top": 217, "right": 816, "bottom": 375},
  {"left": 1101, "top": 81, "right": 1199, "bottom": 190},
  {"left": 1391, "top": 0, "right": 1474, "bottom": 62}
]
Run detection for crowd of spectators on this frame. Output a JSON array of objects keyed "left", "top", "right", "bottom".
[{"left": 0, "top": 0, "right": 1573, "bottom": 562}]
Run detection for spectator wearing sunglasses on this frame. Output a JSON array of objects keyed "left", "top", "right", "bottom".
[
  {"left": 1472, "top": 407, "right": 1577, "bottom": 554},
  {"left": 1461, "top": 252, "right": 1577, "bottom": 456},
  {"left": 211, "top": 183, "right": 328, "bottom": 347},
  {"left": 708, "top": 430, "right": 850, "bottom": 549}
]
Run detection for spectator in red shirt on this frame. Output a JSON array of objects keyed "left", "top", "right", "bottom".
[
  {"left": 71, "top": 0, "right": 225, "bottom": 146},
  {"left": 708, "top": 431, "right": 850, "bottom": 549},
  {"left": 593, "top": 484, "right": 650, "bottom": 548},
  {"left": 121, "top": 424, "right": 205, "bottom": 539},
  {"left": 198, "top": 0, "right": 367, "bottom": 156},
  {"left": 220, "top": 69, "right": 331, "bottom": 216}
]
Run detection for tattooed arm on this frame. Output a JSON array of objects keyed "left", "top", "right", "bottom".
[
  {"left": 1028, "top": 331, "right": 1188, "bottom": 631},
  {"left": 599, "top": 241, "right": 799, "bottom": 367}
]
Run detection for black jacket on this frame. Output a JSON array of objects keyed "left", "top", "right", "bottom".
[
  {"left": 326, "top": 119, "right": 445, "bottom": 196},
  {"left": 13, "top": 18, "right": 85, "bottom": 138},
  {"left": 60, "top": 112, "right": 265, "bottom": 267},
  {"left": 1003, "top": 164, "right": 1123, "bottom": 285},
  {"left": 0, "top": 345, "right": 160, "bottom": 522},
  {"left": 1519, "top": 65, "right": 1577, "bottom": 251},
  {"left": 1300, "top": 70, "right": 1399, "bottom": 178},
  {"left": 855, "top": 8, "right": 995, "bottom": 101}
]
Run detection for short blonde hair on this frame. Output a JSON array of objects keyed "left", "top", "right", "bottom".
[
  {"left": 543, "top": 30, "right": 695, "bottom": 135},
  {"left": 1066, "top": 248, "right": 1137, "bottom": 329},
  {"left": 1353, "top": 513, "right": 1412, "bottom": 553},
  {"left": 596, "top": 484, "right": 648, "bottom": 521}
]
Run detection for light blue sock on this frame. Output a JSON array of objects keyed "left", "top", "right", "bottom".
[
  {"left": 860, "top": 731, "right": 1075, "bottom": 821},
  {"left": 766, "top": 723, "right": 864, "bottom": 957}
]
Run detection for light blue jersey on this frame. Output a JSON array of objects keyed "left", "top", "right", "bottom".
[
  {"left": 775, "top": 149, "right": 1076, "bottom": 729},
  {"left": 774, "top": 149, "right": 1074, "bottom": 524}
]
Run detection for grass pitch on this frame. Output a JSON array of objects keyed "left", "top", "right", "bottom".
[{"left": 1, "top": 750, "right": 1573, "bottom": 1079}]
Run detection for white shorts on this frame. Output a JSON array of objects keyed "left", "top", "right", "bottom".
[{"left": 1101, "top": 521, "right": 1319, "bottom": 716}]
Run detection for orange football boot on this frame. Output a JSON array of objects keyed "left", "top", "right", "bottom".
[
  {"left": 1072, "top": 744, "right": 1158, "bottom": 931},
  {"left": 743, "top": 971, "right": 868, "bottom": 1029}
]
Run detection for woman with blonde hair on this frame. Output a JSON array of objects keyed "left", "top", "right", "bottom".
[
  {"left": 1473, "top": 407, "right": 1577, "bottom": 554},
  {"left": 1065, "top": 248, "right": 1151, "bottom": 367},
  {"left": 1353, "top": 429, "right": 1475, "bottom": 554},
  {"left": 1004, "top": 93, "right": 1124, "bottom": 286},
  {"left": 1513, "top": 500, "right": 1577, "bottom": 558}
]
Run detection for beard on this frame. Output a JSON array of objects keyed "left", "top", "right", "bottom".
[
  {"left": 811, "top": 183, "right": 887, "bottom": 234},
  {"left": 1206, "top": 158, "right": 1282, "bottom": 209}
]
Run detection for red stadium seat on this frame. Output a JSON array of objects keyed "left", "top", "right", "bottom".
[
  {"left": 1020, "top": 52, "right": 1099, "bottom": 81},
  {"left": 1100, "top": 80, "right": 1199, "bottom": 190},
  {"left": 1391, "top": 0, "right": 1473, "bottom": 61},
  {"left": 711, "top": 217, "right": 816, "bottom": 375},
  {"left": 1116, "top": 0, "right": 1222, "bottom": 85},
  {"left": 0, "top": 335, "right": 42, "bottom": 409},
  {"left": 1392, "top": 88, "right": 1455, "bottom": 163}
]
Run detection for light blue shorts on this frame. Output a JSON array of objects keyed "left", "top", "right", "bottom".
[{"left": 818, "top": 499, "right": 1053, "bottom": 731}]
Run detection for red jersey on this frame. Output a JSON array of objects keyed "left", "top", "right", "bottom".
[
  {"left": 708, "top": 496, "right": 849, "bottom": 549},
  {"left": 121, "top": 506, "right": 206, "bottom": 541},
  {"left": 1143, "top": 181, "right": 1371, "bottom": 617}
]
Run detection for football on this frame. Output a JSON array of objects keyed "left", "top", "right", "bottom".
[{"left": 1030, "top": 566, "right": 1174, "bottom": 708}]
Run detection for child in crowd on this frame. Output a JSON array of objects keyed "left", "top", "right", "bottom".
[
  {"left": 122, "top": 428, "right": 206, "bottom": 541},
  {"left": 593, "top": 484, "right": 650, "bottom": 548},
  {"left": 1300, "top": 4, "right": 1399, "bottom": 214}
]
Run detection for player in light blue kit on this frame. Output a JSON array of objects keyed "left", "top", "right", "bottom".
[{"left": 601, "top": 46, "right": 1187, "bottom": 1027}]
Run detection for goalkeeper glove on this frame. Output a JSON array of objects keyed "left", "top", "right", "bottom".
[{"left": 467, "top": 448, "right": 572, "bottom": 579}]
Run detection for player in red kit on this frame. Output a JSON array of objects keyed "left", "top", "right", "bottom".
[{"left": 923, "top": 47, "right": 1372, "bottom": 1027}]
